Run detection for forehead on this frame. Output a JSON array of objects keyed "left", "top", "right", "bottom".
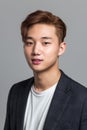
[{"left": 27, "top": 24, "right": 57, "bottom": 37}]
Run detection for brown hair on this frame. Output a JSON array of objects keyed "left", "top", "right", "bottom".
[{"left": 21, "top": 10, "right": 67, "bottom": 43}]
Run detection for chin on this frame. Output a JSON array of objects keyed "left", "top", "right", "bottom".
[
  {"left": 30, "top": 67, "right": 42, "bottom": 72},
  {"left": 33, "top": 68, "right": 43, "bottom": 72},
  {"left": 31, "top": 67, "right": 47, "bottom": 73}
]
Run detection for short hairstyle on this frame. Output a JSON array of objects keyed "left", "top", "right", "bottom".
[{"left": 21, "top": 10, "right": 67, "bottom": 43}]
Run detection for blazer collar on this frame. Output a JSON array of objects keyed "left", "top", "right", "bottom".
[
  {"left": 16, "top": 78, "right": 34, "bottom": 130},
  {"left": 43, "top": 70, "right": 72, "bottom": 130}
]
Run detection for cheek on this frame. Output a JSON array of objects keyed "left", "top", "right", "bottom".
[
  {"left": 45, "top": 47, "right": 59, "bottom": 57},
  {"left": 24, "top": 49, "right": 27, "bottom": 58},
  {"left": 44, "top": 51, "right": 58, "bottom": 64},
  {"left": 24, "top": 48, "right": 31, "bottom": 60}
]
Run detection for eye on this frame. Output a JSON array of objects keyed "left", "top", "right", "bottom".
[
  {"left": 43, "top": 42, "right": 50, "bottom": 45},
  {"left": 25, "top": 41, "right": 34, "bottom": 46}
]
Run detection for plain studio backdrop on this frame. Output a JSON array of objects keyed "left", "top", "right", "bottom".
[{"left": 0, "top": 0, "right": 87, "bottom": 129}]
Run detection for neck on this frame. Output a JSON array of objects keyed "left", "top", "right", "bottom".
[{"left": 33, "top": 68, "right": 61, "bottom": 92}]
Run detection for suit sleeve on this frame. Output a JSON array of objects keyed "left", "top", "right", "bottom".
[
  {"left": 80, "top": 97, "right": 87, "bottom": 130},
  {"left": 4, "top": 86, "right": 14, "bottom": 130}
]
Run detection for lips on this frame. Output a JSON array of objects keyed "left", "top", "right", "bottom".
[{"left": 32, "top": 59, "right": 43, "bottom": 65}]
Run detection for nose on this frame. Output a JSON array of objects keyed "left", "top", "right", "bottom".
[{"left": 32, "top": 42, "right": 41, "bottom": 56}]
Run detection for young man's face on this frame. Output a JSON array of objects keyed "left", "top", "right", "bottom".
[{"left": 24, "top": 24, "right": 66, "bottom": 73}]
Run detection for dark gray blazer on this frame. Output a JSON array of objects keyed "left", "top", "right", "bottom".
[{"left": 4, "top": 71, "right": 87, "bottom": 130}]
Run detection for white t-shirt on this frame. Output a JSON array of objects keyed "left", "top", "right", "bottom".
[{"left": 23, "top": 83, "right": 57, "bottom": 130}]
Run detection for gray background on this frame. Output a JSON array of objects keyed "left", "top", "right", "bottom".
[{"left": 0, "top": 0, "right": 87, "bottom": 129}]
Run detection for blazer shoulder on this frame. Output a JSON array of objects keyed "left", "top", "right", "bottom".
[
  {"left": 8, "top": 77, "right": 34, "bottom": 98},
  {"left": 64, "top": 72, "right": 87, "bottom": 100},
  {"left": 13, "top": 77, "right": 34, "bottom": 87}
]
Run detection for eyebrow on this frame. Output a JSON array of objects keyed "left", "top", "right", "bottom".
[
  {"left": 25, "top": 36, "right": 52, "bottom": 40},
  {"left": 25, "top": 36, "right": 33, "bottom": 40},
  {"left": 41, "top": 37, "right": 52, "bottom": 40}
]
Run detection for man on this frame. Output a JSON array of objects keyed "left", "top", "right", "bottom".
[{"left": 4, "top": 10, "right": 87, "bottom": 130}]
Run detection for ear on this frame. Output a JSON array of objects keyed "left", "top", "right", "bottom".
[{"left": 58, "top": 42, "right": 66, "bottom": 56}]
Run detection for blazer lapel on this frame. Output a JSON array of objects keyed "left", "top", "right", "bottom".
[
  {"left": 43, "top": 71, "right": 72, "bottom": 130},
  {"left": 16, "top": 78, "right": 34, "bottom": 130}
]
